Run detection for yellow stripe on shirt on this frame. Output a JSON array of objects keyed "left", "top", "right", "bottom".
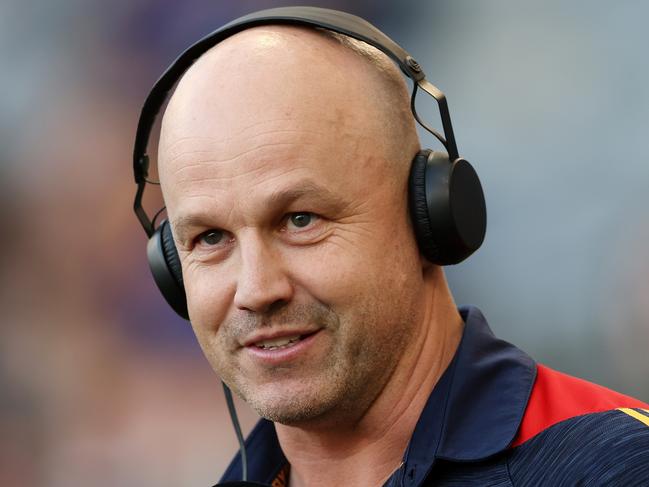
[{"left": 618, "top": 408, "right": 649, "bottom": 427}]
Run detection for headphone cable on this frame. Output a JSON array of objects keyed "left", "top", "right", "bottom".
[{"left": 222, "top": 382, "right": 248, "bottom": 481}]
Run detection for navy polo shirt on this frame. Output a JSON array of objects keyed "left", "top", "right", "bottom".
[{"left": 219, "top": 306, "right": 649, "bottom": 486}]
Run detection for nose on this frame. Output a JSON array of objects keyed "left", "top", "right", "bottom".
[{"left": 233, "top": 234, "right": 294, "bottom": 313}]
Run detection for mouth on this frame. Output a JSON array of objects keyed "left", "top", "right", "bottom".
[
  {"left": 244, "top": 329, "right": 322, "bottom": 365},
  {"left": 251, "top": 331, "right": 318, "bottom": 351}
]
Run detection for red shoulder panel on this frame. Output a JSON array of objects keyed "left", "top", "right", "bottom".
[{"left": 511, "top": 364, "right": 649, "bottom": 447}]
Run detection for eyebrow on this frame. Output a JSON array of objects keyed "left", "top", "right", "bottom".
[
  {"left": 171, "top": 214, "right": 213, "bottom": 246},
  {"left": 171, "top": 181, "right": 347, "bottom": 243},
  {"left": 264, "top": 181, "right": 346, "bottom": 209}
]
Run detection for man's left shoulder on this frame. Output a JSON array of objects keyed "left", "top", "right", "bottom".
[
  {"left": 513, "top": 364, "right": 649, "bottom": 447},
  {"left": 507, "top": 364, "right": 649, "bottom": 484},
  {"left": 508, "top": 407, "right": 649, "bottom": 484}
]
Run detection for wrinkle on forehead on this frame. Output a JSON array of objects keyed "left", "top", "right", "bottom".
[
  {"left": 163, "top": 119, "right": 356, "bottom": 171},
  {"left": 161, "top": 117, "right": 372, "bottom": 189}
]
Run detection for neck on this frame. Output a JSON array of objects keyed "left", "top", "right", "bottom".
[{"left": 277, "top": 267, "right": 464, "bottom": 487}]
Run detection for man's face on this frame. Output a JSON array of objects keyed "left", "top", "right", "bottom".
[{"left": 159, "top": 28, "right": 425, "bottom": 425}]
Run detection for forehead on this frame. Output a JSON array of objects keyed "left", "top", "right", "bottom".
[
  {"left": 158, "top": 27, "right": 394, "bottom": 211},
  {"left": 159, "top": 114, "right": 380, "bottom": 213},
  {"left": 160, "top": 26, "right": 377, "bottom": 137}
]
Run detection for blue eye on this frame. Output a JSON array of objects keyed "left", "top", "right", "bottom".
[
  {"left": 199, "top": 230, "right": 224, "bottom": 246},
  {"left": 289, "top": 212, "right": 313, "bottom": 228}
]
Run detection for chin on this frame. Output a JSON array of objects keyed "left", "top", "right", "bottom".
[
  {"left": 246, "top": 389, "right": 337, "bottom": 425},
  {"left": 236, "top": 376, "right": 351, "bottom": 426},
  {"left": 246, "top": 379, "right": 376, "bottom": 428}
]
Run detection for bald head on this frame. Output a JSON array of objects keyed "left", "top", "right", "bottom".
[{"left": 159, "top": 25, "right": 420, "bottom": 184}]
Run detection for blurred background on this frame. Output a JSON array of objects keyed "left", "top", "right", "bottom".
[{"left": 2, "top": 0, "right": 648, "bottom": 485}]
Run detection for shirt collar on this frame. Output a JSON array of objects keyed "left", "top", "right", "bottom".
[
  {"left": 220, "top": 305, "right": 536, "bottom": 485},
  {"left": 402, "top": 305, "right": 536, "bottom": 485}
]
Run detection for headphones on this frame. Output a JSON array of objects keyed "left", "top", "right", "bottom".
[{"left": 132, "top": 6, "right": 487, "bottom": 321}]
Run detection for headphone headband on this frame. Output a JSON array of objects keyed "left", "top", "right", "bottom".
[{"left": 132, "top": 6, "right": 459, "bottom": 236}]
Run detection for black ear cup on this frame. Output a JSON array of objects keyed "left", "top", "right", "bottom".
[
  {"left": 146, "top": 219, "right": 189, "bottom": 319},
  {"left": 409, "top": 150, "right": 486, "bottom": 265}
]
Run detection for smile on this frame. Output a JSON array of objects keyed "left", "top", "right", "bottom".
[
  {"left": 254, "top": 334, "right": 303, "bottom": 350},
  {"left": 245, "top": 330, "right": 322, "bottom": 365}
]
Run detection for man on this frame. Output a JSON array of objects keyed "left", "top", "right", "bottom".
[{"left": 148, "top": 13, "right": 649, "bottom": 487}]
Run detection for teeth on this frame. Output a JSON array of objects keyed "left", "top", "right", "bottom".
[{"left": 255, "top": 335, "right": 302, "bottom": 350}]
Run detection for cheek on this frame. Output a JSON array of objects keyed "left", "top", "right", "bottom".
[
  {"left": 289, "top": 232, "right": 420, "bottom": 312},
  {"left": 183, "top": 263, "right": 234, "bottom": 334},
  {"left": 183, "top": 267, "right": 237, "bottom": 375},
  {"left": 285, "top": 240, "right": 367, "bottom": 304}
]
